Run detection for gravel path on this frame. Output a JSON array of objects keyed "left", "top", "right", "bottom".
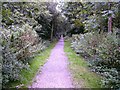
[{"left": 30, "top": 36, "right": 73, "bottom": 88}]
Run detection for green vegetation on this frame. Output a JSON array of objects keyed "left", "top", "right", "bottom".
[
  {"left": 1, "top": 2, "right": 120, "bottom": 89},
  {"left": 63, "top": 2, "right": 120, "bottom": 89},
  {"left": 70, "top": 31, "right": 120, "bottom": 88},
  {"left": 6, "top": 41, "right": 56, "bottom": 88},
  {"left": 1, "top": 2, "right": 61, "bottom": 87},
  {"left": 64, "top": 41, "right": 102, "bottom": 88}
]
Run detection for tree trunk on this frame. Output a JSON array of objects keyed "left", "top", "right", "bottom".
[
  {"left": 108, "top": 16, "right": 112, "bottom": 33},
  {"left": 108, "top": 3, "right": 112, "bottom": 33},
  {"left": 51, "top": 21, "right": 54, "bottom": 40}
]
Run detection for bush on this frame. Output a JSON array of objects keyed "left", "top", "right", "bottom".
[
  {"left": 91, "top": 33, "right": 120, "bottom": 89},
  {"left": 71, "top": 32, "right": 105, "bottom": 58},
  {"left": 70, "top": 31, "right": 120, "bottom": 89},
  {"left": 1, "top": 24, "right": 49, "bottom": 87}
]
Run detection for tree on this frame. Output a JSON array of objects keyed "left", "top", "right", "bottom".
[{"left": 46, "top": 2, "right": 58, "bottom": 40}]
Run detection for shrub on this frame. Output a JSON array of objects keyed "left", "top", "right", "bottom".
[
  {"left": 1, "top": 24, "right": 49, "bottom": 87},
  {"left": 71, "top": 32, "right": 105, "bottom": 58},
  {"left": 91, "top": 32, "right": 120, "bottom": 89},
  {"left": 70, "top": 30, "right": 120, "bottom": 89}
]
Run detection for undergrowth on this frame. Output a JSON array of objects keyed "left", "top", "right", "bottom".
[
  {"left": 5, "top": 41, "right": 56, "bottom": 88},
  {"left": 64, "top": 41, "right": 102, "bottom": 88}
]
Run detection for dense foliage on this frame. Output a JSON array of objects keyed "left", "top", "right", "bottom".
[
  {"left": 1, "top": 22, "right": 50, "bottom": 87},
  {"left": 63, "top": 2, "right": 120, "bottom": 89},
  {"left": 1, "top": 1, "right": 120, "bottom": 89},
  {"left": 0, "top": 2, "right": 53, "bottom": 87},
  {"left": 71, "top": 31, "right": 120, "bottom": 88}
]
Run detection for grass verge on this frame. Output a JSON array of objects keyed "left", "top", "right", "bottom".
[
  {"left": 7, "top": 41, "right": 57, "bottom": 88},
  {"left": 64, "top": 41, "right": 102, "bottom": 88}
]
